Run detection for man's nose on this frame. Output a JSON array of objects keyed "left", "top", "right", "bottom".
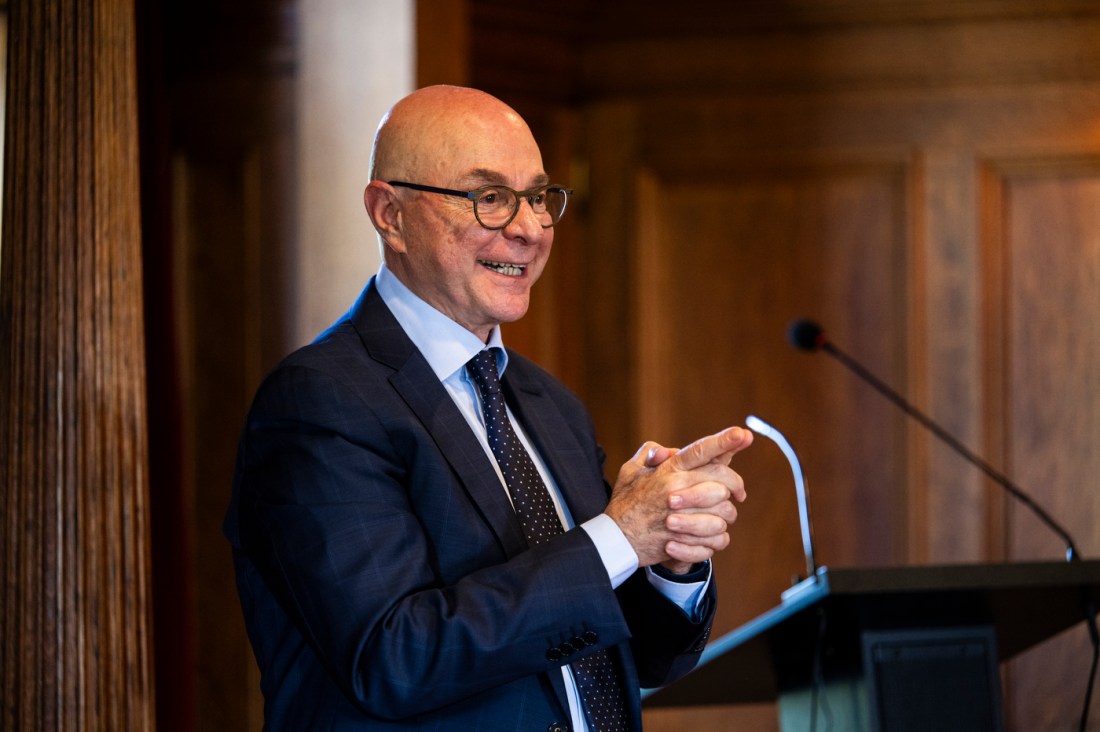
[{"left": 502, "top": 197, "right": 544, "bottom": 240}]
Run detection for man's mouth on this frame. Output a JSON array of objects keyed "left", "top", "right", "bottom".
[{"left": 479, "top": 260, "right": 526, "bottom": 277}]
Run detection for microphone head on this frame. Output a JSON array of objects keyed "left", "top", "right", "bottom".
[{"left": 788, "top": 319, "right": 825, "bottom": 352}]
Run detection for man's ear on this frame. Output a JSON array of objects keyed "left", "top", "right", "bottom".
[{"left": 363, "top": 180, "right": 407, "bottom": 253}]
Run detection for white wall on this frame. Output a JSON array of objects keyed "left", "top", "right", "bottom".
[{"left": 293, "top": 0, "right": 414, "bottom": 347}]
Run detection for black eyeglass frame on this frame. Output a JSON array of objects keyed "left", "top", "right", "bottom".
[{"left": 387, "top": 180, "right": 573, "bottom": 230}]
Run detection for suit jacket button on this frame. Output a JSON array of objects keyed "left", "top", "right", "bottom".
[
  {"left": 547, "top": 724, "right": 569, "bottom": 732},
  {"left": 570, "top": 636, "right": 589, "bottom": 651},
  {"left": 546, "top": 648, "right": 563, "bottom": 662},
  {"left": 582, "top": 630, "right": 599, "bottom": 645},
  {"left": 558, "top": 642, "right": 575, "bottom": 657}
]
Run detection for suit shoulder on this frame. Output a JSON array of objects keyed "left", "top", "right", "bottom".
[
  {"left": 245, "top": 321, "right": 389, "bottom": 417},
  {"left": 264, "top": 321, "right": 373, "bottom": 380}
]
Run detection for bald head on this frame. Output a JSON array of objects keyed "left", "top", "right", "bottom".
[
  {"left": 361, "top": 86, "right": 555, "bottom": 341},
  {"left": 369, "top": 86, "right": 543, "bottom": 186}
]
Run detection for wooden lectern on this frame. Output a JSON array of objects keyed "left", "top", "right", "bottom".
[{"left": 643, "top": 560, "right": 1100, "bottom": 731}]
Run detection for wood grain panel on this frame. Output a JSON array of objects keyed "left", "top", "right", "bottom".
[
  {"left": 583, "top": 16, "right": 1100, "bottom": 96},
  {"left": 172, "top": 149, "right": 267, "bottom": 732},
  {"left": 912, "top": 152, "right": 989, "bottom": 564},
  {"left": 562, "top": 9, "right": 1100, "bottom": 727},
  {"left": 586, "top": 0, "right": 1100, "bottom": 37},
  {"left": 1003, "top": 165, "right": 1100, "bottom": 561},
  {"left": 982, "top": 158, "right": 1100, "bottom": 728},
  {"left": 577, "top": 102, "right": 642, "bottom": 467},
  {"left": 633, "top": 161, "right": 912, "bottom": 631},
  {"left": 142, "top": 2, "right": 299, "bottom": 728}
]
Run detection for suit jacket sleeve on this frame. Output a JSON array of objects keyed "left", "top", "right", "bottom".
[{"left": 618, "top": 569, "right": 715, "bottom": 688}]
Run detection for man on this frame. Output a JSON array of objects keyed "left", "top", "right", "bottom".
[{"left": 225, "top": 85, "right": 752, "bottom": 731}]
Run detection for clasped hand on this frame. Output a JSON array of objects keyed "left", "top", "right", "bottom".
[{"left": 604, "top": 426, "right": 752, "bottom": 574}]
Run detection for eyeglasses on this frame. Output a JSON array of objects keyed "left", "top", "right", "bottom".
[{"left": 388, "top": 181, "right": 573, "bottom": 230}]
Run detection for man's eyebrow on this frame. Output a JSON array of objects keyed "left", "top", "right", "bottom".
[{"left": 462, "top": 168, "right": 551, "bottom": 189}]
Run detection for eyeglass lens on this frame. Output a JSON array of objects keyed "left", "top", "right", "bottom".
[{"left": 474, "top": 187, "right": 568, "bottom": 228}]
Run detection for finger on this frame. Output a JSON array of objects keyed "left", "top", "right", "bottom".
[
  {"left": 668, "top": 475, "right": 746, "bottom": 510},
  {"left": 644, "top": 445, "right": 679, "bottom": 468},
  {"left": 665, "top": 537, "right": 728, "bottom": 564},
  {"left": 666, "top": 531, "right": 731, "bottom": 552},
  {"left": 630, "top": 440, "right": 675, "bottom": 467},
  {"left": 666, "top": 426, "right": 753, "bottom": 472},
  {"left": 658, "top": 559, "right": 699, "bottom": 575},
  {"left": 666, "top": 511, "right": 730, "bottom": 537},
  {"left": 630, "top": 440, "right": 660, "bottom": 463},
  {"left": 670, "top": 500, "right": 739, "bottom": 525}
]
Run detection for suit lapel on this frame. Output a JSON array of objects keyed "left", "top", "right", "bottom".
[{"left": 349, "top": 280, "right": 529, "bottom": 558}]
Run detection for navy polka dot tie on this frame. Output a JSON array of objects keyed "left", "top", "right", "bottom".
[{"left": 467, "top": 349, "right": 630, "bottom": 732}]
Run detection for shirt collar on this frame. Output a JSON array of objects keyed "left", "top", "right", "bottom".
[{"left": 375, "top": 263, "right": 508, "bottom": 382}]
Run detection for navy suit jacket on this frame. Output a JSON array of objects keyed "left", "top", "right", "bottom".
[{"left": 224, "top": 278, "right": 716, "bottom": 730}]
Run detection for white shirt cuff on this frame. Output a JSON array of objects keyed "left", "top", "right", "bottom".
[
  {"left": 579, "top": 514, "right": 638, "bottom": 589},
  {"left": 579, "top": 515, "right": 712, "bottom": 621}
]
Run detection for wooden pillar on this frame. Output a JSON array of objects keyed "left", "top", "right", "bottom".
[{"left": 0, "top": 0, "right": 154, "bottom": 729}]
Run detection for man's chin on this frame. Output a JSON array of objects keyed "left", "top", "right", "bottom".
[
  {"left": 496, "top": 306, "right": 530, "bottom": 325},
  {"left": 490, "top": 297, "right": 532, "bottom": 326}
]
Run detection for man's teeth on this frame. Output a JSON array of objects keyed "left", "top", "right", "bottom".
[{"left": 480, "top": 260, "right": 525, "bottom": 276}]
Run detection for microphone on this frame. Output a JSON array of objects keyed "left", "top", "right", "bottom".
[
  {"left": 788, "top": 317, "right": 1081, "bottom": 562},
  {"left": 745, "top": 415, "right": 817, "bottom": 586}
]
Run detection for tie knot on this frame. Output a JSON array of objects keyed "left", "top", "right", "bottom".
[{"left": 467, "top": 349, "right": 502, "bottom": 395}]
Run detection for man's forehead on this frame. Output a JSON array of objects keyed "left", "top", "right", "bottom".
[{"left": 456, "top": 167, "right": 550, "bottom": 187}]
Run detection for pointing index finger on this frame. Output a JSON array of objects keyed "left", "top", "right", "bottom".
[{"left": 666, "top": 426, "right": 753, "bottom": 471}]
